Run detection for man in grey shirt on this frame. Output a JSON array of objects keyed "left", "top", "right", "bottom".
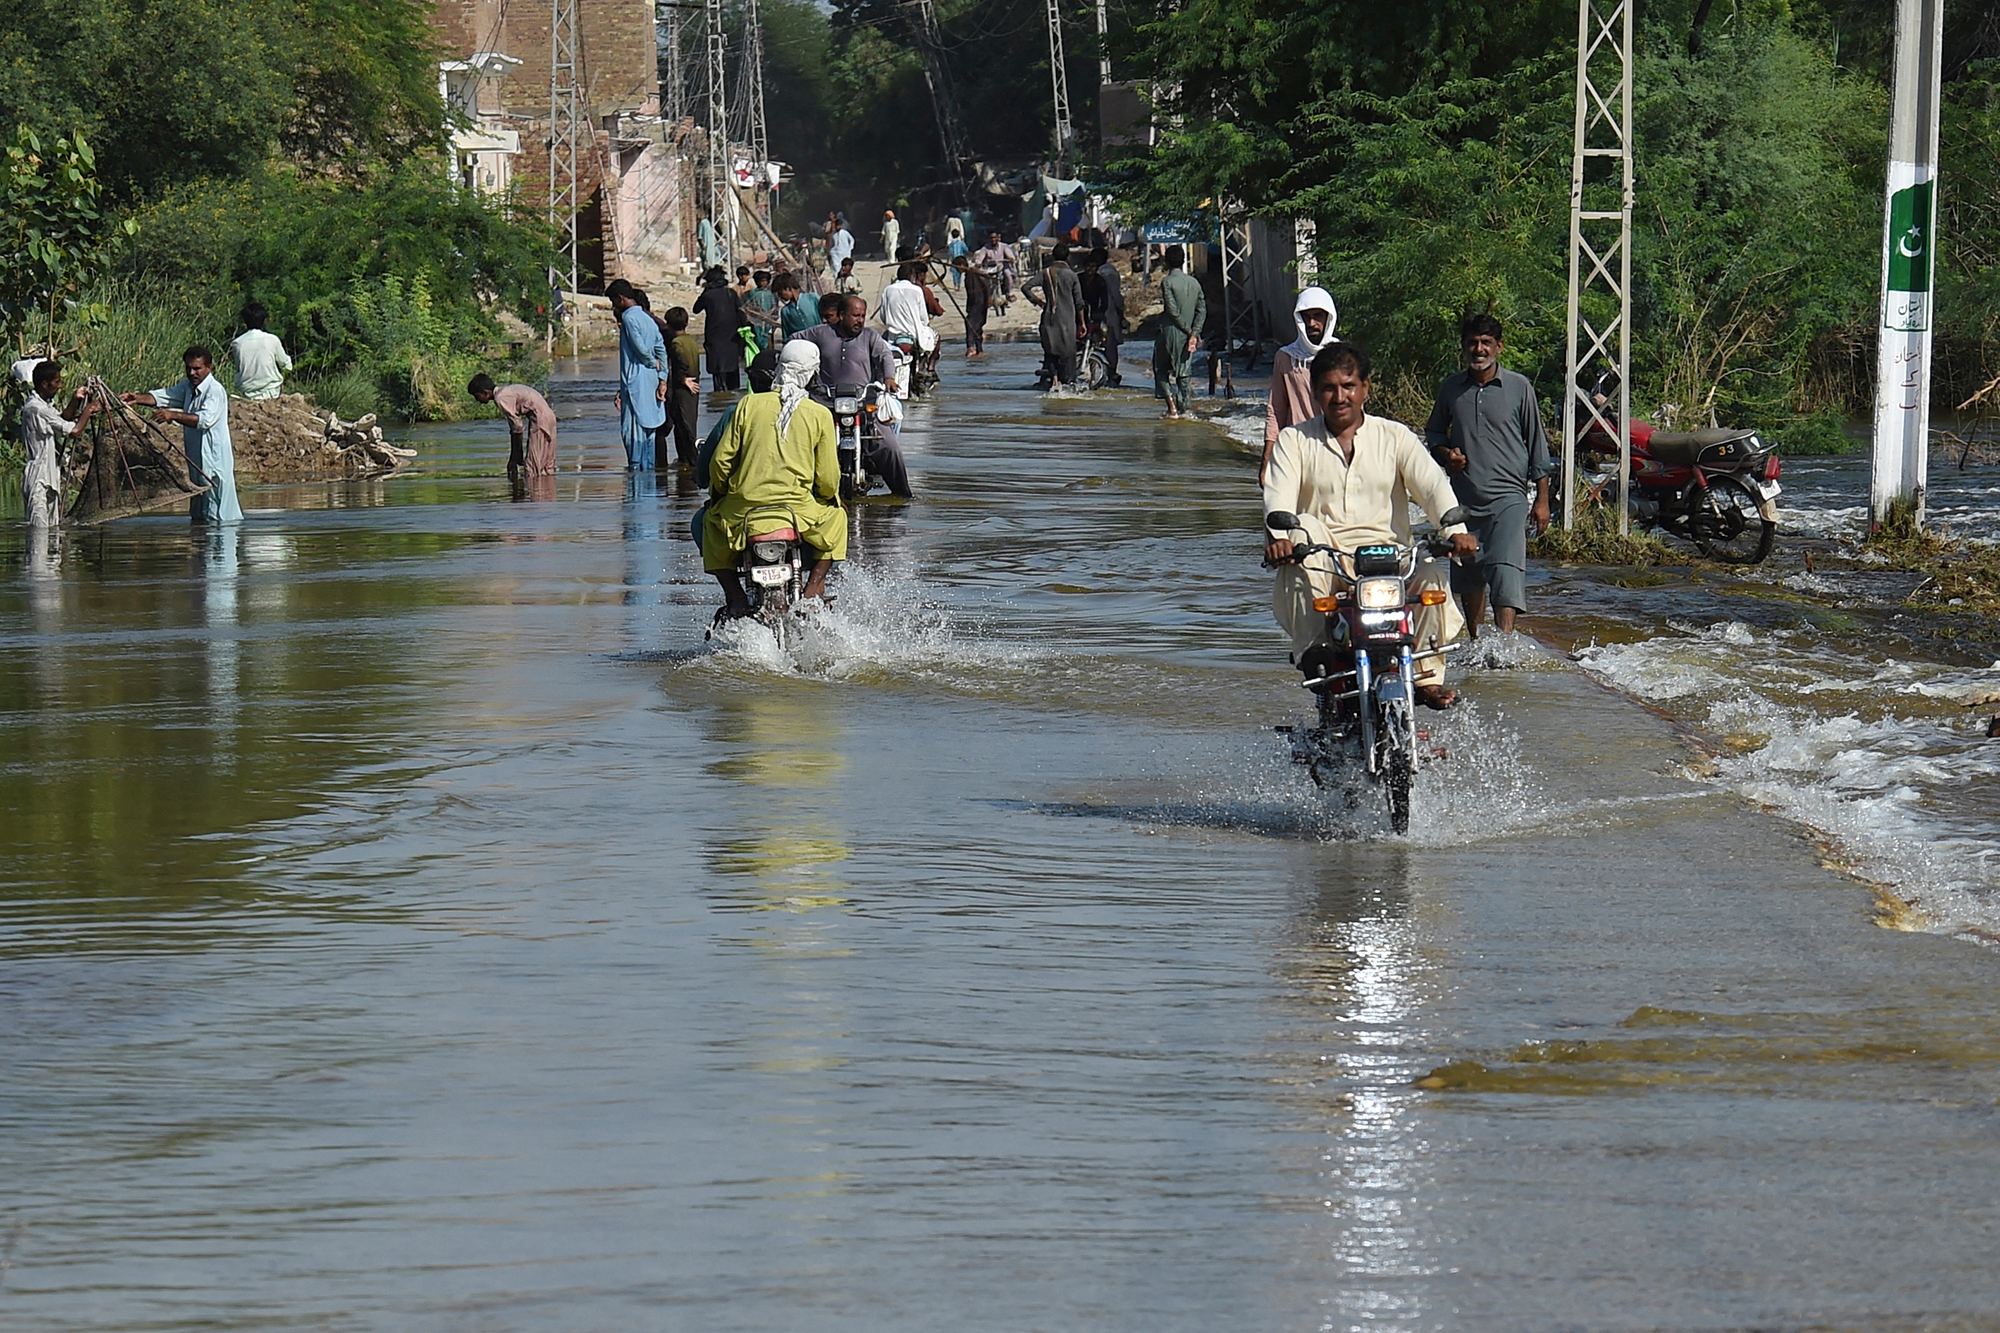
[
  {"left": 792, "top": 295, "right": 912, "bottom": 497},
  {"left": 1423, "top": 313, "right": 1553, "bottom": 636}
]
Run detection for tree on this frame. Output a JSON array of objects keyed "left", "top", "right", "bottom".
[
  {"left": 0, "top": 0, "right": 444, "bottom": 199},
  {"left": 0, "top": 127, "right": 131, "bottom": 349}
]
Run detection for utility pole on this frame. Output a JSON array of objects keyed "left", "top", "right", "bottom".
[
  {"left": 549, "top": 0, "right": 583, "bottom": 355},
  {"left": 1047, "top": 0, "right": 1073, "bottom": 174},
  {"left": 1871, "top": 0, "right": 1945, "bottom": 534},
  {"left": 1560, "top": 0, "right": 1634, "bottom": 533},
  {"left": 704, "top": 0, "right": 730, "bottom": 269},
  {"left": 1096, "top": 0, "right": 1110, "bottom": 83}
]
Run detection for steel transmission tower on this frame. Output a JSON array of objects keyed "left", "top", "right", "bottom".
[
  {"left": 1559, "top": 0, "right": 1634, "bottom": 532},
  {"left": 662, "top": 2, "right": 688, "bottom": 126},
  {"left": 1047, "top": 0, "right": 1073, "bottom": 173},
  {"left": 549, "top": 0, "right": 583, "bottom": 351},
  {"left": 903, "top": 0, "right": 976, "bottom": 205},
  {"left": 704, "top": 0, "right": 731, "bottom": 267},
  {"left": 743, "top": 0, "right": 768, "bottom": 176}
]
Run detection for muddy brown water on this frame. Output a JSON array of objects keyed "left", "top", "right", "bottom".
[{"left": 3, "top": 347, "right": 1998, "bottom": 1330}]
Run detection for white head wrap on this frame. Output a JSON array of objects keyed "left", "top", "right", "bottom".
[
  {"left": 776, "top": 339, "right": 819, "bottom": 440},
  {"left": 1282, "top": 287, "right": 1339, "bottom": 363}
]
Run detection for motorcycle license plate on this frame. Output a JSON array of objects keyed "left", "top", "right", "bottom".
[
  {"left": 1376, "top": 679, "right": 1406, "bottom": 702},
  {"left": 750, "top": 565, "right": 790, "bottom": 586},
  {"left": 1754, "top": 479, "right": 1782, "bottom": 523}
]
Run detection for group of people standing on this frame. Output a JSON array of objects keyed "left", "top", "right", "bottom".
[
  {"left": 1021, "top": 242, "right": 1129, "bottom": 392},
  {"left": 1259, "top": 298, "right": 1556, "bottom": 668},
  {"left": 14, "top": 300, "right": 295, "bottom": 530}
]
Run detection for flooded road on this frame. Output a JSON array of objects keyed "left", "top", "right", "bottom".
[{"left": 4, "top": 348, "right": 1999, "bottom": 1330}]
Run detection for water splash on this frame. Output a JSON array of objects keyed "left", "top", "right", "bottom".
[
  {"left": 697, "top": 564, "right": 1046, "bottom": 693},
  {"left": 1574, "top": 619, "right": 2000, "bottom": 941},
  {"left": 1041, "top": 697, "right": 1560, "bottom": 846}
]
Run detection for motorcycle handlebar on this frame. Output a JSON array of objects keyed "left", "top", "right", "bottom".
[{"left": 1261, "top": 535, "right": 1458, "bottom": 571}]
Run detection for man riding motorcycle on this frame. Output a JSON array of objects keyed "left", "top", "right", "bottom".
[
  {"left": 879, "top": 260, "right": 942, "bottom": 368},
  {"left": 702, "top": 340, "right": 848, "bottom": 617},
  {"left": 1263, "top": 342, "right": 1477, "bottom": 710},
  {"left": 789, "top": 294, "right": 914, "bottom": 498}
]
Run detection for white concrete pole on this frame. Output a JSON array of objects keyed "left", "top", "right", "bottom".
[{"left": 1871, "top": 0, "right": 1945, "bottom": 533}]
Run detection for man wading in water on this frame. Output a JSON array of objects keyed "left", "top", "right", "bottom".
[
  {"left": 1424, "top": 313, "right": 1553, "bottom": 637},
  {"left": 1264, "top": 342, "right": 1475, "bottom": 710}
]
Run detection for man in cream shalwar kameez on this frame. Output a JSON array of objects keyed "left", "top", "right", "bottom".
[{"left": 1262, "top": 343, "right": 1474, "bottom": 708}]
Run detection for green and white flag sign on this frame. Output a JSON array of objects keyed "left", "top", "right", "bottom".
[
  {"left": 1883, "top": 174, "right": 1934, "bottom": 332},
  {"left": 1887, "top": 180, "right": 1934, "bottom": 292}
]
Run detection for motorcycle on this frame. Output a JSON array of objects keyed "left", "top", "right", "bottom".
[
  {"left": 832, "top": 379, "right": 891, "bottom": 502},
  {"left": 1262, "top": 507, "right": 1468, "bottom": 834},
  {"left": 734, "top": 504, "right": 809, "bottom": 649},
  {"left": 885, "top": 333, "right": 940, "bottom": 398},
  {"left": 1574, "top": 372, "right": 1783, "bottom": 564}
]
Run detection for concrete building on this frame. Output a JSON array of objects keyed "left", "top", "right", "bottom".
[{"left": 430, "top": 0, "right": 699, "bottom": 289}]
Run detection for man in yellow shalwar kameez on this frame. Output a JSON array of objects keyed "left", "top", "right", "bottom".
[{"left": 703, "top": 339, "right": 848, "bottom": 616}]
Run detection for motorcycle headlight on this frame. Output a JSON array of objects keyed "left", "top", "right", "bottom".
[
  {"left": 1356, "top": 577, "right": 1405, "bottom": 610},
  {"left": 835, "top": 397, "right": 861, "bottom": 414}
]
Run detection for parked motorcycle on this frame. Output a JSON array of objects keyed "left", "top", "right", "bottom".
[
  {"left": 734, "top": 504, "right": 808, "bottom": 649},
  {"left": 832, "top": 379, "right": 890, "bottom": 502},
  {"left": 1574, "top": 373, "right": 1783, "bottom": 564},
  {"left": 1262, "top": 508, "right": 1467, "bottom": 834}
]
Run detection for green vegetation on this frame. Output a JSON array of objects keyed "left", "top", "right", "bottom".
[
  {"left": 1529, "top": 496, "right": 1679, "bottom": 569},
  {"left": 1769, "top": 409, "right": 1860, "bottom": 457},
  {"left": 1866, "top": 509, "right": 2000, "bottom": 617},
  {"left": 1, "top": 0, "right": 553, "bottom": 421},
  {"left": 1093, "top": 1, "right": 2000, "bottom": 432}
]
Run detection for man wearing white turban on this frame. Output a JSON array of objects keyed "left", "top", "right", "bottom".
[
  {"left": 702, "top": 339, "right": 848, "bottom": 615},
  {"left": 1262, "top": 286, "right": 1339, "bottom": 481}
]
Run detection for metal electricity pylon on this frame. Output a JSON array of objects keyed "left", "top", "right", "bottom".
[
  {"left": 662, "top": 2, "right": 688, "bottom": 126},
  {"left": 743, "top": 0, "right": 769, "bottom": 216},
  {"left": 1047, "top": 0, "right": 1073, "bottom": 174},
  {"left": 902, "top": 0, "right": 977, "bottom": 206},
  {"left": 1214, "top": 204, "right": 1262, "bottom": 394},
  {"left": 704, "top": 0, "right": 731, "bottom": 267},
  {"left": 549, "top": 0, "right": 583, "bottom": 353},
  {"left": 1559, "top": 0, "right": 1634, "bottom": 532}
]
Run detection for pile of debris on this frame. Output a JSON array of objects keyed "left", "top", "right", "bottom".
[{"left": 227, "top": 394, "right": 416, "bottom": 481}]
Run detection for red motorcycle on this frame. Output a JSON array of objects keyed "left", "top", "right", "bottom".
[{"left": 1575, "top": 374, "right": 1782, "bottom": 564}]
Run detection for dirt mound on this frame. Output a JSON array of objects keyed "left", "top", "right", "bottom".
[{"left": 227, "top": 395, "right": 416, "bottom": 481}]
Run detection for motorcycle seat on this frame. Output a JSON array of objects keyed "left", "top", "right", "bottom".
[
  {"left": 750, "top": 527, "right": 798, "bottom": 542},
  {"left": 1643, "top": 426, "right": 1761, "bottom": 468}
]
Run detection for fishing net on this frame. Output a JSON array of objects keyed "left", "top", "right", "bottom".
[{"left": 68, "top": 380, "right": 207, "bottom": 524}]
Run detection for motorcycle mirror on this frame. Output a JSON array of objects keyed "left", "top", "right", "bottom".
[
  {"left": 1438, "top": 506, "right": 1467, "bottom": 527},
  {"left": 1264, "top": 511, "right": 1300, "bottom": 531}
]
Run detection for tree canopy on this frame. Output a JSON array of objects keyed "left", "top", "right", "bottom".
[{"left": 0, "top": 0, "right": 445, "bottom": 196}]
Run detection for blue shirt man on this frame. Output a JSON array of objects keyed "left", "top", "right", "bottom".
[
  {"left": 609, "top": 280, "right": 667, "bottom": 469},
  {"left": 127, "top": 346, "right": 242, "bottom": 524}
]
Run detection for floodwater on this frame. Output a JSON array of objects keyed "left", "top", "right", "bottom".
[{"left": 3, "top": 347, "right": 1999, "bottom": 1331}]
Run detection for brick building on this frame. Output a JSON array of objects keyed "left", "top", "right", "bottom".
[{"left": 431, "top": 0, "right": 697, "bottom": 289}]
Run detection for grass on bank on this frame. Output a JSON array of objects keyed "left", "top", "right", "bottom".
[
  {"left": 1529, "top": 497, "right": 1680, "bottom": 568},
  {"left": 1866, "top": 505, "right": 2000, "bottom": 617}
]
